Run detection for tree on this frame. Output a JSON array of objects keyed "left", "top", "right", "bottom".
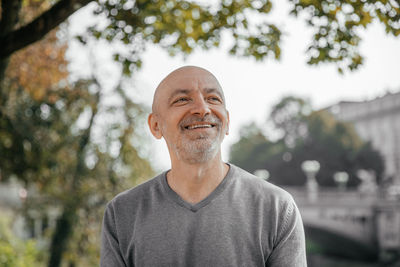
[
  {"left": 229, "top": 96, "right": 384, "bottom": 187},
  {"left": 295, "top": 110, "right": 384, "bottom": 186},
  {"left": 1, "top": 2, "right": 156, "bottom": 265},
  {"left": 269, "top": 96, "right": 311, "bottom": 147},
  {"left": 1, "top": 0, "right": 400, "bottom": 80},
  {"left": 230, "top": 122, "right": 285, "bottom": 173},
  {"left": 1, "top": 75, "right": 153, "bottom": 266}
]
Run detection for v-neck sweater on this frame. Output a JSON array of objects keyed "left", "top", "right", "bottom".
[
  {"left": 161, "top": 165, "right": 233, "bottom": 212},
  {"left": 101, "top": 164, "right": 307, "bottom": 267}
]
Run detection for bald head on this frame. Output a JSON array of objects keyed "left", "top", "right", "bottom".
[{"left": 152, "top": 66, "right": 225, "bottom": 115}]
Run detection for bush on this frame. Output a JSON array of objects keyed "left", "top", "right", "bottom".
[{"left": 0, "top": 216, "right": 44, "bottom": 267}]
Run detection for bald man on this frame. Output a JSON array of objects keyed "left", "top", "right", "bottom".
[{"left": 100, "top": 66, "right": 307, "bottom": 267}]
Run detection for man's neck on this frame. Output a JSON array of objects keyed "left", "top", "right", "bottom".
[{"left": 167, "top": 156, "right": 229, "bottom": 204}]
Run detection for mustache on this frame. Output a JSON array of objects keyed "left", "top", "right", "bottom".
[{"left": 179, "top": 114, "right": 222, "bottom": 128}]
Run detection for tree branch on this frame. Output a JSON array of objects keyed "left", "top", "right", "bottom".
[
  {"left": 0, "top": 0, "right": 23, "bottom": 34},
  {"left": 0, "top": 0, "right": 93, "bottom": 59}
]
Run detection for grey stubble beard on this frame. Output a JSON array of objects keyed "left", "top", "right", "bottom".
[{"left": 174, "top": 133, "right": 221, "bottom": 164}]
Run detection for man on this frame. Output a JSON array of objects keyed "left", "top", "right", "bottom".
[{"left": 101, "top": 66, "right": 307, "bottom": 266}]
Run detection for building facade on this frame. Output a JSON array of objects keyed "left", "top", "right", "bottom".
[{"left": 328, "top": 90, "right": 400, "bottom": 185}]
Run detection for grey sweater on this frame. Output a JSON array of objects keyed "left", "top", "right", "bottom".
[{"left": 101, "top": 164, "right": 307, "bottom": 267}]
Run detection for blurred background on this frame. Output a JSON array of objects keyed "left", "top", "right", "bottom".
[{"left": 0, "top": 0, "right": 400, "bottom": 266}]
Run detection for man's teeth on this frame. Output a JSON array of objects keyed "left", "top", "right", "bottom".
[{"left": 187, "top": 124, "right": 212, "bottom": 129}]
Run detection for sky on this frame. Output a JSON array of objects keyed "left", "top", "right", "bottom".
[{"left": 67, "top": 2, "right": 400, "bottom": 171}]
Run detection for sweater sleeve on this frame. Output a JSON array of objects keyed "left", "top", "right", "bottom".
[
  {"left": 100, "top": 201, "right": 128, "bottom": 267},
  {"left": 265, "top": 199, "right": 307, "bottom": 267}
]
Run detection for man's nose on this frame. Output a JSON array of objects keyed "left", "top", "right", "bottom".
[{"left": 191, "top": 97, "right": 211, "bottom": 117}]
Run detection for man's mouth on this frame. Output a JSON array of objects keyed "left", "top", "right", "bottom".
[{"left": 184, "top": 123, "right": 216, "bottom": 130}]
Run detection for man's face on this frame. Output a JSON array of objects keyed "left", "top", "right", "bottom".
[{"left": 148, "top": 67, "right": 229, "bottom": 164}]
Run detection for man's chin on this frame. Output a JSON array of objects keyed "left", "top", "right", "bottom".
[
  {"left": 180, "top": 151, "right": 218, "bottom": 164},
  {"left": 177, "top": 141, "right": 220, "bottom": 163},
  {"left": 183, "top": 132, "right": 215, "bottom": 140}
]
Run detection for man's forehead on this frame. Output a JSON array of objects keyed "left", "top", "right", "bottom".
[{"left": 159, "top": 67, "right": 221, "bottom": 93}]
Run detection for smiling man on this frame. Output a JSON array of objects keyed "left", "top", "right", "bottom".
[{"left": 100, "top": 66, "right": 307, "bottom": 267}]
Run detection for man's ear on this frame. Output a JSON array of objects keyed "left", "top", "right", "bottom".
[
  {"left": 226, "top": 110, "right": 230, "bottom": 135},
  {"left": 148, "top": 113, "right": 163, "bottom": 139}
]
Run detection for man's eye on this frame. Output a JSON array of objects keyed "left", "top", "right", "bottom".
[
  {"left": 208, "top": 96, "right": 222, "bottom": 103},
  {"left": 173, "top": 97, "right": 189, "bottom": 104}
]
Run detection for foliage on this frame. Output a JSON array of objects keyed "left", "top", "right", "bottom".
[
  {"left": 230, "top": 122, "right": 286, "bottom": 173},
  {"left": 5, "top": 29, "right": 68, "bottom": 101},
  {"left": 229, "top": 96, "right": 384, "bottom": 187},
  {"left": 1, "top": 0, "right": 400, "bottom": 78},
  {"left": 0, "top": 74, "right": 153, "bottom": 266},
  {"left": 0, "top": 216, "right": 44, "bottom": 267},
  {"left": 270, "top": 96, "right": 311, "bottom": 147},
  {"left": 1, "top": 2, "right": 154, "bottom": 265},
  {"left": 85, "top": 0, "right": 280, "bottom": 74},
  {"left": 289, "top": 0, "right": 400, "bottom": 72}
]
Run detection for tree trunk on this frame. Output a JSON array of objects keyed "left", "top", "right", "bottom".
[
  {"left": 47, "top": 88, "right": 99, "bottom": 267},
  {"left": 47, "top": 203, "right": 79, "bottom": 267},
  {"left": 0, "top": 58, "right": 10, "bottom": 85}
]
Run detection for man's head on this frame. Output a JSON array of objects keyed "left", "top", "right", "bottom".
[{"left": 148, "top": 66, "right": 229, "bottom": 164}]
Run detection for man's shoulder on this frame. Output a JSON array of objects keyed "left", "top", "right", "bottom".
[
  {"left": 108, "top": 172, "right": 165, "bottom": 208},
  {"left": 230, "top": 164, "right": 294, "bottom": 203}
]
